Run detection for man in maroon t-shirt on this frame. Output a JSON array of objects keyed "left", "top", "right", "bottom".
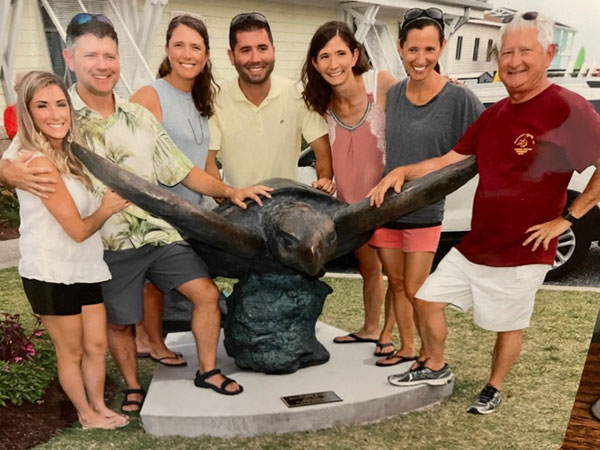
[{"left": 369, "top": 11, "right": 600, "bottom": 415}]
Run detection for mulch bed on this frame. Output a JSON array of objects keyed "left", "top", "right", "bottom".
[
  {"left": 0, "top": 226, "right": 18, "bottom": 241},
  {"left": 0, "top": 378, "right": 117, "bottom": 450},
  {"left": 1, "top": 226, "right": 122, "bottom": 449}
]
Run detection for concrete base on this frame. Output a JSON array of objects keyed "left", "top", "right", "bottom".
[{"left": 141, "top": 322, "right": 454, "bottom": 438}]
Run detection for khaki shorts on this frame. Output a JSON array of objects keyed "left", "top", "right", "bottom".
[{"left": 416, "top": 247, "right": 550, "bottom": 332}]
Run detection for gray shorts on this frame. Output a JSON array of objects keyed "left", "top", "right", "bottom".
[{"left": 101, "top": 241, "right": 209, "bottom": 325}]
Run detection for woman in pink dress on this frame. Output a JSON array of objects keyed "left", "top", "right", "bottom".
[{"left": 302, "top": 21, "right": 397, "bottom": 356}]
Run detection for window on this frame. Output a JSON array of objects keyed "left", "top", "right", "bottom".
[
  {"left": 486, "top": 39, "right": 494, "bottom": 62},
  {"left": 39, "top": 5, "right": 75, "bottom": 86},
  {"left": 456, "top": 36, "right": 463, "bottom": 60},
  {"left": 473, "top": 38, "right": 480, "bottom": 61}
]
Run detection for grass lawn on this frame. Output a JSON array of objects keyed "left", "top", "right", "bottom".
[{"left": 1, "top": 267, "right": 598, "bottom": 449}]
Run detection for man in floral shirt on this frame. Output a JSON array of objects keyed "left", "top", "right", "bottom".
[{"left": 1, "top": 14, "right": 270, "bottom": 410}]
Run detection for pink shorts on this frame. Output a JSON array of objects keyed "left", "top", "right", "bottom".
[{"left": 369, "top": 225, "right": 442, "bottom": 252}]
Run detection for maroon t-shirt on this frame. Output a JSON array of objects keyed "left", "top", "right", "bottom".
[{"left": 454, "top": 84, "right": 600, "bottom": 266}]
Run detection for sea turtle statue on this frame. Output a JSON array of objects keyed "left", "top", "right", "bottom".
[{"left": 72, "top": 143, "right": 477, "bottom": 373}]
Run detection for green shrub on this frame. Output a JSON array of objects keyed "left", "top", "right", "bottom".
[
  {"left": 0, "top": 313, "right": 56, "bottom": 406},
  {"left": 0, "top": 187, "right": 19, "bottom": 227}
]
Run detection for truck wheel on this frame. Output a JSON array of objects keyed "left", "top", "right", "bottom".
[{"left": 545, "top": 226, "right": 591, "bottom": 280}]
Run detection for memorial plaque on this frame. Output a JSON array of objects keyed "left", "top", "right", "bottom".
[{"left": 281, "top": 391, "right": 342, "bottom": 408}]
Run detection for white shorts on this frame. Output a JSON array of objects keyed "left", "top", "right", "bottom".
[{"left": 416, "top": 248, "right": 550, "bottom": 332}]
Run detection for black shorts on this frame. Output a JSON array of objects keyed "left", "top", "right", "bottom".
[{"left": 21, "top": 278, "right": 104, "bottom": 316}]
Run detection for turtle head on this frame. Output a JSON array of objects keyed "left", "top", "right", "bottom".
[{"left": 265, "top": 202, "right": 337, "bottom": 276}]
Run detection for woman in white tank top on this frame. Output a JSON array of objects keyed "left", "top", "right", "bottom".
[{"left": 4, "top": 71, "right": 129, "bottom": 430}]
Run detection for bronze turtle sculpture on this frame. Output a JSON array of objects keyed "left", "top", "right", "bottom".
[
  {"left": 72, "top": 142, "right": 477, "bottom": 373},
  {"left": 72, "top": 143, "right": 476, "bottom": 278}
]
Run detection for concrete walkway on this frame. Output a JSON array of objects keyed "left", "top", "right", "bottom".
[{"left": 0, "top": 238, "right": 19, "bottom": 269}]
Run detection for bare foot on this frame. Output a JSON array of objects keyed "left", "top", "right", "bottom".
[
  {"left": 78, "top": 412, "right": 129, "bottom": 430},
  {"left": 150, "top": 350, "right": 187, "bottom": 367},
  {"left": 333, "top": 332, "right": 378, "bottom": 343},
  {"left": 93, "top": 405, "right": 127, "bottom": 420},
  {"left": 375, "top": 351, "right": 418, "bottom": 367}
]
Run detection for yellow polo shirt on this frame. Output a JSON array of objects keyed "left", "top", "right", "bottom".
[{"left": 208, "top": 75, "right": 327, "bottom": 187}]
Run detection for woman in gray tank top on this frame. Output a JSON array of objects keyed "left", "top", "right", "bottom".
[
  {"left": 368, "top": 9, "right": 484, "bottom": 369},
  {"left": 130, "top": 14, "right": 219, "bottom": 368}
]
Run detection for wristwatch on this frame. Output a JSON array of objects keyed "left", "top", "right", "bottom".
[{"left": 562, "top": 210, "right": 581, "bottom": 224}]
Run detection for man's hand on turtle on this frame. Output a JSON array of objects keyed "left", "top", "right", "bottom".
[
  {"left": 367, "top": 168, "right": 406, "bottom": 207},
  {"left": 312, "top": 177, "right": 336, "bottom": 195},
  {"left": 523, "top": 216, "right": 571, "bottom": 251},
  {"left": 3, "top": 152, "right": 56, "bottom": 198},
  {"left": 228, "top": 185, "right": 273, "bottom": 209}
]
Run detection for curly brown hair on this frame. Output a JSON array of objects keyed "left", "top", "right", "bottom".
[
  {"left": 301, "top": 21, "right": 369, "bottom": 116},
  {"left": 157, "top": 14, "right": 219, "bottom": 118}
]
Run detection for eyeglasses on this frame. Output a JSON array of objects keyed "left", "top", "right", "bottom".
[
  {"left": 401, "top": 8, "right": 444, "bottom": 31},
  {"left": 502, "top": 11, "right": 539, "bottom": 24},
  {"left": 230, "top": 12, "right": 268, "bottom": 28},
  {"left": 70, "top": 13, "right": 114, "bottom": 28}
]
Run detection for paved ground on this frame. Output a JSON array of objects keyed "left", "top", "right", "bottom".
[{"left": 0, "top": 238, "right": 19, "bottom": 270}]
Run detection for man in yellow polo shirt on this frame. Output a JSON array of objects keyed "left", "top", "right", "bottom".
[{"left": 206, "top": 12, "right": 334, "bottom": 192}]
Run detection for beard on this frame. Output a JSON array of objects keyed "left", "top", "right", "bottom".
[{"left": 234, "top": 60, "right": 275, "bottom": 85}]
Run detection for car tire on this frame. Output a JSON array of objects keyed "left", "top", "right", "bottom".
[{"left": 545, "top": 220, "right": 592, "bottom": 281}]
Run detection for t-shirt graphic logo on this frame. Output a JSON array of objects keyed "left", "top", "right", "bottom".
[{"left": 513, "top": 133, "right": 535, "bottom": 156}]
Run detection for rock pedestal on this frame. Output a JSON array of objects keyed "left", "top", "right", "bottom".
[{"left": 223, "top": 273, "right": 332, "bottom": 374}]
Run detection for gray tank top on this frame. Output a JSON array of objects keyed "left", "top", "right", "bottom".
[{"left": 152, "top": 78, "right": 209, "bottom": 204}]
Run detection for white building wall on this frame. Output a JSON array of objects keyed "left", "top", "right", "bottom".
[
  {"left": 442, "top": 22, "right": 500, "bottom": 77},
  {"left": 151, "top": 0, "right": 339, "bottom": 82},
  {"left": 1, "top": 0, "right": 53, "bottom": 111}
]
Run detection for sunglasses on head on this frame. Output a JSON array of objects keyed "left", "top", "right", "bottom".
[
  {"left": 502, "top": 11, "right": 539, "bottom": 24},
  {"left": 70, "top": 13, "right": 114, "bottom": 28},
  {"left": 230, "top": 12, "right": 268, "bottom": 27},
  {"left": 401, "top": 7, "right": 445, "bottom": 30}
]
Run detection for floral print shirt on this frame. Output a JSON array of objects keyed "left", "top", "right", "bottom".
[{"left": 69, "top": 85, "right": 194, "bottom": 251}]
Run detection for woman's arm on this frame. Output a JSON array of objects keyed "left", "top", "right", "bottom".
[
  {"left": 376, "top": 70, "right": 397, "bottom": 110},
  {"left": 130, "top": 86, "right": 163, "bottom": 122},
  {"left": 368, "top": 150, "right": 470, "bottom": 207},
  {"left": 30, "top": 157, "right": 129, "bottom": 243}
]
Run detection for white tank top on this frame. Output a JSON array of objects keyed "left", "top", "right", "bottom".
[{"left": 12, "top": 151, "right": 111, "bottom": 284}]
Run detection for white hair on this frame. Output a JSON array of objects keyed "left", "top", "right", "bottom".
[{"left": 500, "top": 11, "right": 554, "bottom": 50}]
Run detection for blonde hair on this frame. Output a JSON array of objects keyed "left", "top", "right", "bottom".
[{"left": 16, "top": 71, "right": 92, "bottom": 188}]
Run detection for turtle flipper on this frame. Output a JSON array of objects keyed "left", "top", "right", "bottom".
[
  {"left": 332, "top": 157, "right": 477, "bottom": 257},
  {"left": 72, "top": 142, "right": 264, "bottom": 257}
]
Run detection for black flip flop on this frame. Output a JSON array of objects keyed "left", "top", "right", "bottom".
[
  {"left": 374, "top": 342, "right": 395, "bottom": 357},
  {"left": 333, "top": 333, "right": 378, "bottom": 344},
  {"left": 121, "top": 387, "right": 145, "bottom": 413},
  {"left": 194, "top": 369, "right": 243, "bottom": 395},
  {"left": 135, "top": 352, "right": 150, "bottom": 359},
  {"left": 150, "top": 352, "right": 187, "bottom": 367},
  {"left": 375, "top": 353, "right": 418, "bottom": 367}
]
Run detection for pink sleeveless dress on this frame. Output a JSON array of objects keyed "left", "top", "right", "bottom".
[{"left": 327, "top": 70, "right": 386, "bottom": 204}]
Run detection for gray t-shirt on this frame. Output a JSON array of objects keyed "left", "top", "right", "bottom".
[{"left": 384, "top": 79, "right": 484, "bottom": 227}]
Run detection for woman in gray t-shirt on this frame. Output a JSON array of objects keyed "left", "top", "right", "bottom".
[{"left": 370, "top": 8, "right": 484, "bottom": 368}]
